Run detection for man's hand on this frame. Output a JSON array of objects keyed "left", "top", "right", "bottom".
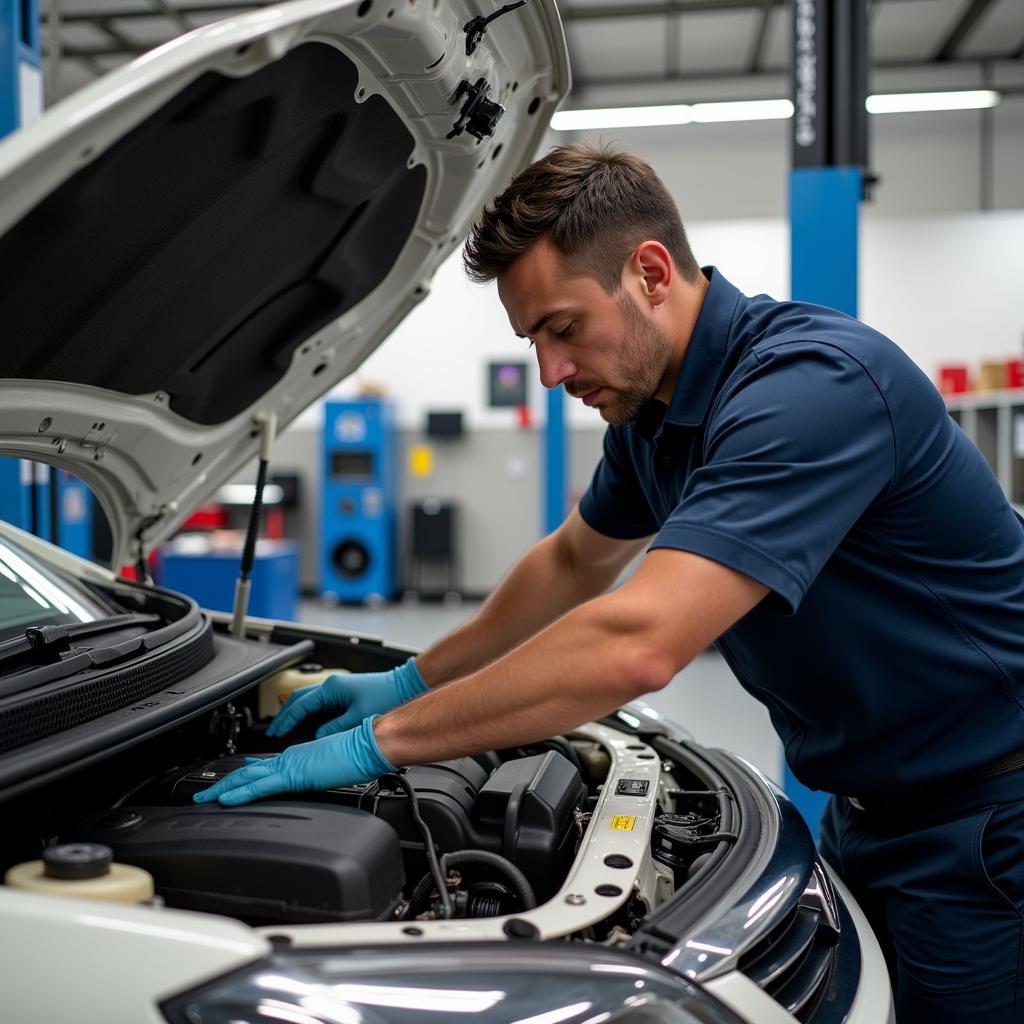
[
  {"left": 193, "top": 717, "right": 395, "bottom": 806},
  {"left": 266, "top": 658, "right": 427, "bottom": 739}
]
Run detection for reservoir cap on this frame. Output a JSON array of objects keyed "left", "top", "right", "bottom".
[{"left": 43, "top": 843, "right": 113, "bottom": 880}]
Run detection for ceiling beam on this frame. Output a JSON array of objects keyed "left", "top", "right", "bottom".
[
  {"left": 55, "top": 40, "right": 1024, "bottom": 80},
  {"left": 933, "top": 0, "right": 997, "bottom": 62},
  {"left": 666, "top": 8, "right": 680, "bottom": 79},
  {"left": 75, "top": 53, "right": 106, "bottom": 76},
  {"left": 42, "top": 1, "right": 260, "bottom": 23},
  {"left": 147, "top": 0, "right": 194, "bottom": 32},
  {"left": 95, "top": 17, "right": 143, "bottom": 50},
  {"left": 564, "top": 0, "right": 777, "bottom": 19},
  {"left": 746, "top": 0, "right": 773, "bottom": 74},
  {"left": 562, "top": 0, "right": 937, "bottom": 16},
  {"left": 566, "top": 54, "right": 1024, "bottom": 90},
  {"left": 42, "top": 0, "right": 939, "bottom": 25}
]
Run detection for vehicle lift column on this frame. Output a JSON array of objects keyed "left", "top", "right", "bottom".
[
  {"left": 788, "top": 0, "right": 875, "bottom": 840},
  {"left": 1, "top": 8, "right": 92, "bottom": 558},
  {"left": 1, "top": 0, "right": 42, "bottom": 138}
]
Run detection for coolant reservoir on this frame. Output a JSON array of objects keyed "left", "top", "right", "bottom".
[
  {"left": 5, "top": 843, "right": 154, "bottom": 904},
  {"left": 258, "top": 663, "right": 346, "bottom": 719}
]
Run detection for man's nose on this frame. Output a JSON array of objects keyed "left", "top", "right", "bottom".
[{"left": 537, "top": 345, "right": 576, "bottom": 390}]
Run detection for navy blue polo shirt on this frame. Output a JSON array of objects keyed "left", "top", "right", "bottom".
[{"left": 579, "top": 267, "right": 1024, "bottom": 799}]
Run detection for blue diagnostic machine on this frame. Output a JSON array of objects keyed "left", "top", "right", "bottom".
[{"left": 319, "top": 399, "right": 398, "bottom": 603}]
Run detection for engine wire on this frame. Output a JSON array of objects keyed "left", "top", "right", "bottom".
[{"left": 379, "top": 772, "right": 453, "bottom": 920}]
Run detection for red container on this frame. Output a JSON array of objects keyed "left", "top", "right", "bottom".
[
  {"left": 937, "top": 365, "right": 970, "bottom": 395},
  {"left": 1006, "top": 359, "right": 1024, "bottom": 389}
]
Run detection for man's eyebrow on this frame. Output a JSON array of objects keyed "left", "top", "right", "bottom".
[{"left": 515, "top": 309, "right": 568, "bottom": 339}]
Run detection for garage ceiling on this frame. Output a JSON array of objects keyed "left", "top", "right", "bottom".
[{"left": 42, "top": 0, "right": 1024, "bottom": 102}]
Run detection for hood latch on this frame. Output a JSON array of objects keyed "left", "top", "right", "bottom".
[{"left": 448, "top": 78, "right": 505, "bottom": 141}]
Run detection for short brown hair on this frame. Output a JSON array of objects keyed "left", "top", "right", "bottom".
[{"left": 463, "top": 143, "right": 700, "bottom": 291}]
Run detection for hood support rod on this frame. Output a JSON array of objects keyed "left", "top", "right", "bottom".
[{"left": 231, "top": 412, "right": 277, "bottom": 638}]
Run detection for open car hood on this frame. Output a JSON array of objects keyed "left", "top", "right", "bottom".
[{"left": 0, "top": 0, "right": 569, "bottom": 568}]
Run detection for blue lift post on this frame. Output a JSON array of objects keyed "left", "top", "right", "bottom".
[
  {"left": 787, "top": 0, "right": 873, "bottom": 841},
  {"left": 1, "top": 6, "right": 94, "bottom": 560},
  {"left": 1, "top": 0, "right": 42, "bottom": 139},
  {"left": 544, "top": 388, "right": 569, "bottom": 534}
]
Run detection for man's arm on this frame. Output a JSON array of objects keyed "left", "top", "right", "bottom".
[
  {"left": 374, "top": 548, "right": 769, "bottom": 765},
  {"left": 193, "top": 546, "right": 769, "bottom": 806},
  {"left": 414, "top": 507, "right": 650, "bottom": 686}
]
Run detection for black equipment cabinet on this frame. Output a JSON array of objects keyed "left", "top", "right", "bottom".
[{"left": 407, "top": 498, "right": 460, "bottom": 598}]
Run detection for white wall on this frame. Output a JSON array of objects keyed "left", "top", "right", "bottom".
[{"left": 308, "top": 208, "right": 1024, "bottom": 431}]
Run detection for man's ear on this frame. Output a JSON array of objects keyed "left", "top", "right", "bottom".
[{"left": 629, "top": 241, "right": 672, "bottom": 308}]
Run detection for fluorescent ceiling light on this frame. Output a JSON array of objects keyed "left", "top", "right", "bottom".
[
  {"left": 550, "top": 101, "right": 793, "bottom": 130},
  {"left": 552, "top": 90, "right": 1000, "bottom": 131},
  {"left": 691, "top": 99, "right": 794, "bottom": 122},
  {"left": 551, "top": 104, "right": 693, "bottom": 131},
  {"left": 866, "top": 89, "right": 1000, "bottom": 113}
]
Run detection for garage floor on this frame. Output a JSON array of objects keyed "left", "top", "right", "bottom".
[{"left": 298, "top": 598, "right": 784, "bottom": 784}]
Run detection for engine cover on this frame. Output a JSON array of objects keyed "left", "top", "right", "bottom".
[{"left": 65, "top": 801, "right": 404, "bottom": 924}]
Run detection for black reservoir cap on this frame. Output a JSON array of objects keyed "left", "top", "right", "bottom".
[{"left": 43, "top": 843, "right": 113, "bottom": 880}]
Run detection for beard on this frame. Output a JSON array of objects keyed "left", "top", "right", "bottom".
[{"left": 594, "top": 291, "right": 674, "bottom": 425}]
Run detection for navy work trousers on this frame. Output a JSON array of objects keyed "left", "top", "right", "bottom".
[{"left": 819, "top": 774, "right": 1024, "bottom": 1023}]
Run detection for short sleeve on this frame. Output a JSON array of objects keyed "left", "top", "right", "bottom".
[
  {"left": 650, "top": 342, "right": 895, "bottom": 613},
  {"left": 579, "top": 426, "right": 660, "bottom": 540}
]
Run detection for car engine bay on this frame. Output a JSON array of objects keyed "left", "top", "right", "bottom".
[
  {"left": 0, "top": 624, "right": 737, "bottom": 941},
  {"left": 0, "top": 584, "right": 856, "bottom": 1022}
]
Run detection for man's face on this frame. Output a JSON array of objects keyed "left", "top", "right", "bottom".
[{"left": 497, "top": 237, "right": 674, "bottom": 425}]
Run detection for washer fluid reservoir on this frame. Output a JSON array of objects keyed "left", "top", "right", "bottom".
[
  {"left": 5, "top": 843, "right": 154, "bottom": 904},
  {"left": 258, "top": 663, "right": 347, "bottom": 720}
]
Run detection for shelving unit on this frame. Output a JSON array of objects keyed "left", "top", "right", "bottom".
[{"left": 945, "top": 388, "right": 1024, "bottom": 508}]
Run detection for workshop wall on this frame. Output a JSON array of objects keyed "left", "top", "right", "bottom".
[
  {"left": 262, "top": 424, "right": 607, "bottom": 593},
  {"left": 264, "top": 100, "right": 1024, "bottom": 595},
  {"left": 312, "top": 207, "right": 1024, "bottom": 434}
]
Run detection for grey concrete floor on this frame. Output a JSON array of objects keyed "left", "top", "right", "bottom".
[{"left": 299, "top": 597, "right": 784, "bottom": 784}]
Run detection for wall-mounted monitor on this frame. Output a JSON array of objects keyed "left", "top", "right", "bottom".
[
  {"left": 426, "top": 411, "right": 464, "bottom": 438},
  {"left": 488, "top": 361, "right": 528, "bottom": 408}
]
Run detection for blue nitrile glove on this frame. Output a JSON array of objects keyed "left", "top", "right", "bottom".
[
  {"left": 266, "top": 658, "right": 427, "bottom": 740},
  {"left": 193, "top": 716, "right": 395, "bottom": 806}
]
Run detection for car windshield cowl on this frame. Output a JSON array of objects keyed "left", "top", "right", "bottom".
[{"left": 0, "top": 534, "right": 206, "bottom": 699}]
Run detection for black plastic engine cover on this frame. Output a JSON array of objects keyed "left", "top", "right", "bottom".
[
  {"left": 65, "top": 801, "right": 404, "bottom": 924},
  {"left": 375, "top": 757, "right": 491, "bottom": 850},
  {"left": 149, "top": 749, "right": 585, "bottom": 905},
  {"left": 154, "top": 754, "right": 492, "bottom": 854},
  {"left": 476, "top": 751, "right": 587, "bottom": 901}
]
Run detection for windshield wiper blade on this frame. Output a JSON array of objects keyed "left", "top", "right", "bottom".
[{"left": 0, "top": 613, "right": 162, "bottom": 670}]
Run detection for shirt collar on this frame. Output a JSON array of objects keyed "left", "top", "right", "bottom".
[{"left": 662, "top": 265, "right": 743, "bottom": 429}]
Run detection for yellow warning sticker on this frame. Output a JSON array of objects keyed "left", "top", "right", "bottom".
[
  {"left": 409, "top": 444, "right": 434, "bottom": 478},
  {"left": 610, "top": 815, "right": 636, "bottom": 831}
]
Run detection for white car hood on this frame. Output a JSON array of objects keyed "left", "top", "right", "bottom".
[{"left": 0, "top": 0, "right": 568, "bottom": 568}]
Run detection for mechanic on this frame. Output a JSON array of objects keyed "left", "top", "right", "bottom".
[{"left": 196, "top": 144, "right": 1024, "bottom": 1023}]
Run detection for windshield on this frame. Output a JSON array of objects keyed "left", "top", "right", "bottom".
[{"left": 0, "top": 537, "right": 115, "bottom": 642}]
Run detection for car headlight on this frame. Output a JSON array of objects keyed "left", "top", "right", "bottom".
[{"left": 160, "top": 943, "right": 745, "bottom": 1024}]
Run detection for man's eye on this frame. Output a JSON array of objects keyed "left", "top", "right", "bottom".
[{"left": 554, "top": 322, "right": 575, "bottom": 338}]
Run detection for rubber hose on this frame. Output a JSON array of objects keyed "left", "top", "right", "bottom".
[
  {"left": 443, "top": 850, "right": 537, "bottom": 911},
  {"left": 405, "top": 849, "right": 538, "bottom": 919}
]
